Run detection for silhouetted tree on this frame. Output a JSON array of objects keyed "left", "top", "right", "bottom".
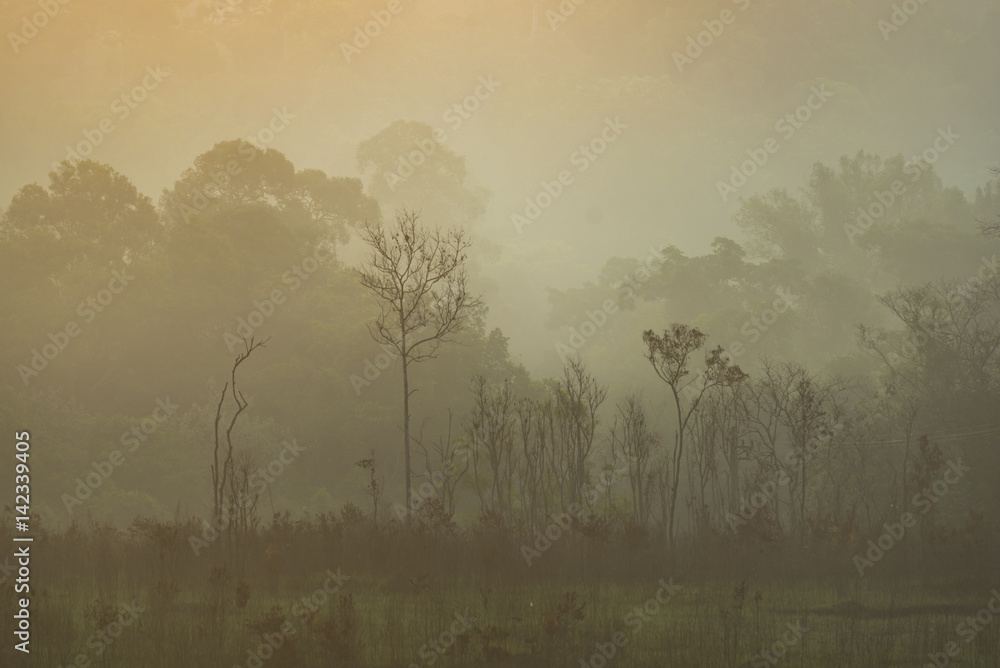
[
  {"left": 212, "top": 336, "right": 269, "bottom": 521},
  {"left": 642, "top": 324, "right": 747, "bottom": 545},
  {"left": 357, "top": 210, "right": 481, "bottom": 518}
]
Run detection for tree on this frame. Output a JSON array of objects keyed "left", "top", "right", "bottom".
[
  {"left": 553, "top": 358, "right": 608, "bottom": 510},
  {"left": 2, "top": 159, "right": 160, "bottom": 277},
  {"left": 356, "top": 121, "right": 489, "bottom": 228},
  {"left": 412, "top": 411, "right": 469, "bottom": 519},
  {"left": 861, "top": 276, "right": 1000, "bottom": 423},
  {"left": 978, "top": 167, "right": 1000, "bottom": 239},
  {"left": 355, "top": 450, "right": 383, "bottom": 533},
  {"left": 225, "top": 449, "right": 262, "bottom": 546},
  {"left": 467, "top": 376, "right": 517, "bottom": 521},
  {"left": 357, "top": 210, "right": 481, "bottom": 519},
  {"left": 642, "top": 324, "right": 747, "bottom": 545},
  {"left": 775, "top": 364, "right": 844, "bottom": 544},
  {"left": 158, "top": 140, "right": 380, "bottom": 247},
  {"left": 158, "top": 140, "right": 296, "bottom": 225},
  {"left": 212, "top": 336, "right": 269, "bottom": 521},
  {"left": 609, "top": 392, "right": 659, "bottom": 527}
]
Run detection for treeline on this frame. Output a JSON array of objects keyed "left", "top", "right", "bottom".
[{"left": 1, "top": 142, "right": 998, "bottom": 545}]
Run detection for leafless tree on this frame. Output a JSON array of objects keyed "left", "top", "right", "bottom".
[
  {"left": 514, "top": 397, "right": 546, "bottom": 530},
  {"left": 212, "top": 336, "right": 268, "bottom": 521},
  {"left": 738, "top": 359, "right": 792, "bottom": 531},
  {"left": 467, "top": 376, "right": 518, "bottom": 521},
  {"left": 775, "top": 364, "right": 845, "bottom": 544},
  {"left": 413, "top": 411, "right": 470, "bottom": 519},
  {"left": 357, "top": 209, "right": 481, "bottom": 518},
  {"left": 609, "top": 392, "right": 659, "bottom": 527},
  {"left": 553, "top": 358, "right": 608, "bottom": 509},
  {"left": 224, "top": 449, "right": 262, "bottom": 544}
]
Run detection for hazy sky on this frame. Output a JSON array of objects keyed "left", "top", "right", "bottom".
[{"left": 3, "top": 0, "right": 998, "bottom": 372}]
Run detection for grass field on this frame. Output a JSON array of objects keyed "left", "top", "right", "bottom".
[{"left": 6, "top": 514, "right": 999, "bottom": 668}]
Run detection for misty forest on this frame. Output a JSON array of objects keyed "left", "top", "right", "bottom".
[{"left": 1, "top": 0, "right": 1000, "bottom": 667}]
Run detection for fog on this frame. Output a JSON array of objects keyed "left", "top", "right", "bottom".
[{"left": 1, "top": 1, "right": 999, "bottom": 666}]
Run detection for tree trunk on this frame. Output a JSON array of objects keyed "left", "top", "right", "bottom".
[
  {"left": 403, "top": 356, "right": 411, "bottom": 521},
  {"left": 728, "top": 426, "right": 739, "bottom": 517},
  {"left": 668, "top": 429, "right": 682, "bottom": 546},
  {"left": 800, "top": 455, "right": 807, "bottom": 545}
]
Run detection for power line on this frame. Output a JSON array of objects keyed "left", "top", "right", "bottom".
[{"left": 857, "top": 424, "right": 1000, "bottom": 448}]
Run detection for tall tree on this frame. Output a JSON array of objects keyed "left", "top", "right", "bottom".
[
  {"left": 356, "top": 121, "right": 489, "bottom": 229},
  {"left": 158, "top": 140, "right": 380, "bottom": 247},
  {"left": 642, "top": 324, "right": 747, "bottom": 545},
  {"left": 357, "top": 210, "right": 481, "bottom": 518},
  {"left": 3, "top": 160, "right": 160, "bottom": 276}
]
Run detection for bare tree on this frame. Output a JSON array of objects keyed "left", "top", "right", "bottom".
[
  {"left": 775, "top": 365, "right": 845, "bottom": 544},
  {"left": 738, "top": 359, "right": 792, "bottom": 532},
  {"left": 553, "top": 358, "right": 608, "bottom": 509},
  {"left": 357, "top": 210, "right": 481, "bottom": 518},
  {"left": 467, "top": 376, "right": 518, "bottom": 521},
  {"left": 224, "top": 449, "right": 262, "bottom": 544},
  {"left": 212, "top": 336, "right": 269, "bottom": 521},
  {"left": 413, "top": 411, "right": 469, "bottom": 518},
  {"left": 687, "top": 384, "right": 750, "bottom": 534},
  {"left": 609, "top": 392, "right": 659, "bottom": 527}
]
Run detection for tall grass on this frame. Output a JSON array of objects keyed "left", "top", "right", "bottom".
[{"left": 4, "top": 507, "right": 997, "bottom": 667}]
